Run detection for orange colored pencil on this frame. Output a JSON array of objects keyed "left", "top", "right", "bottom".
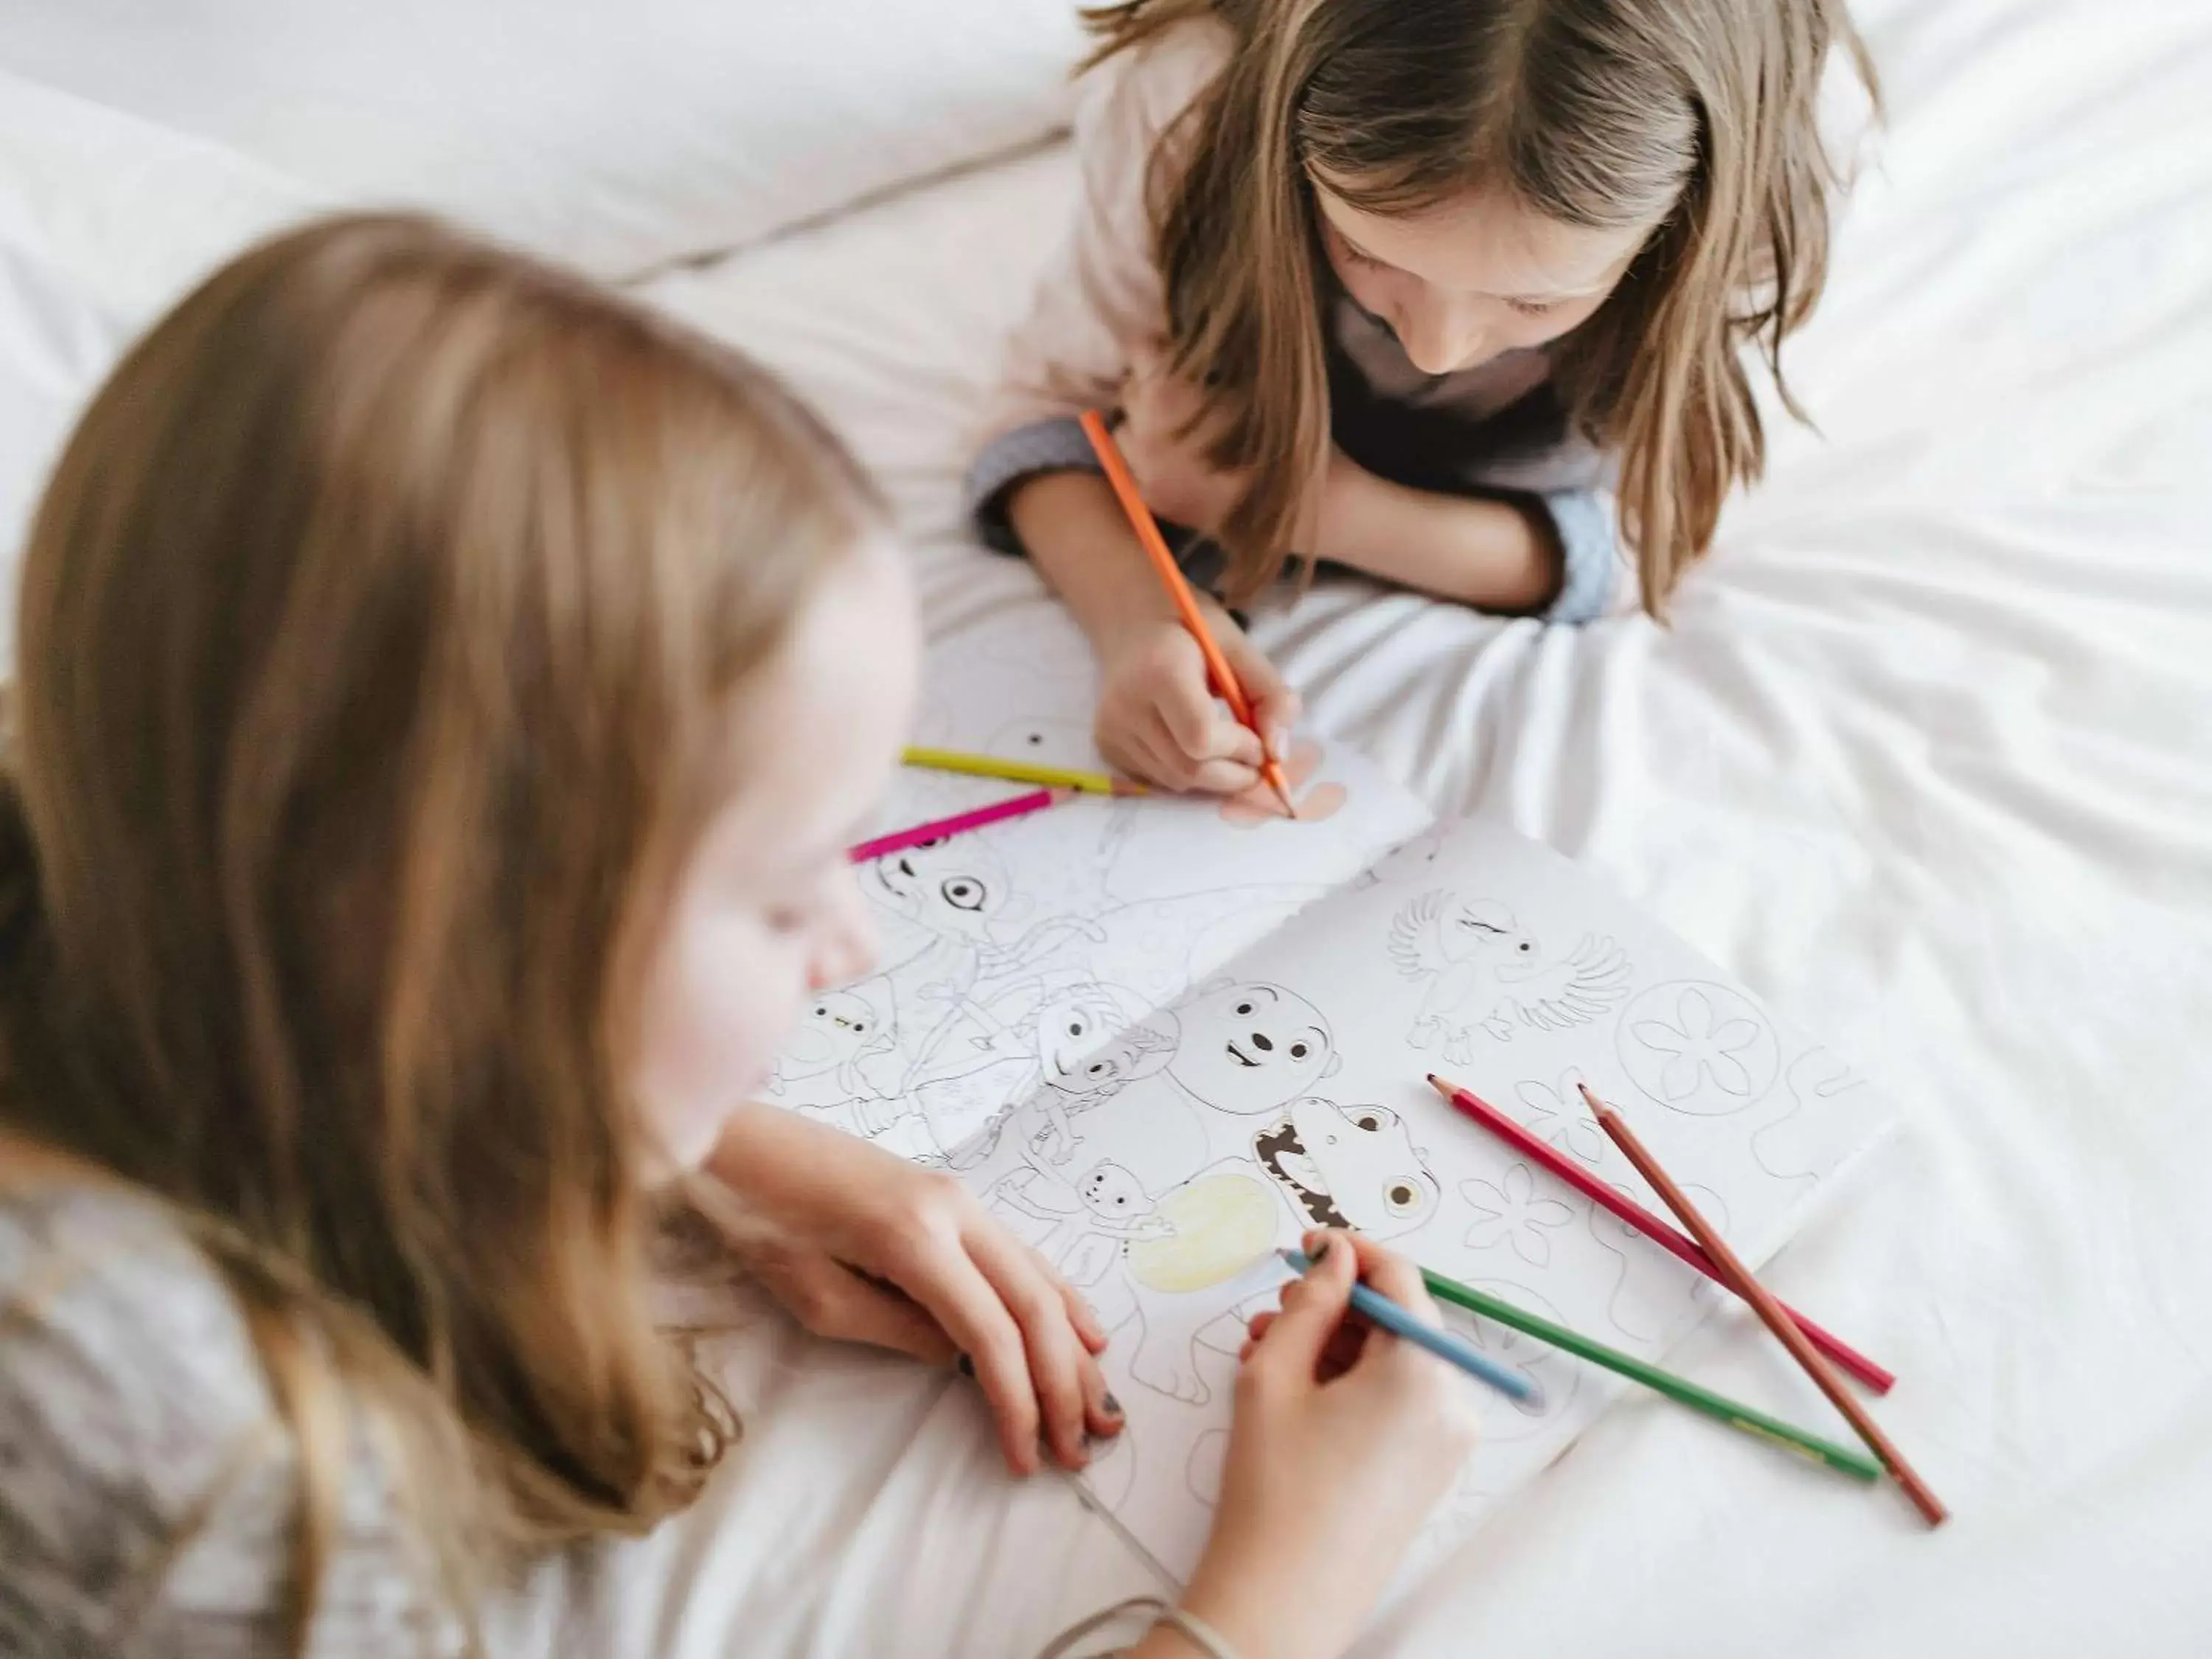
[
  {"left": 1581, "top": 1082, "right": 1949, "bottom": 1528},
  {"left": 1077, "top": 408, "right": 1298, "bottom": 819}
]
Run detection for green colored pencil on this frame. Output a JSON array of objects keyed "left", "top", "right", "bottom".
[{"left": 1418, "top": 1266, "right": 1881, "bottom": 1484}]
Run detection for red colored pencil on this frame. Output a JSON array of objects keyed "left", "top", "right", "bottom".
[
  {"left": 1583, "top": 1082, "right": 1947, "bottom": 1528},
  {"left": 1427, "top": 1073, "right": 1896, "bottom": 1395},
  {"left": 848, "top": 788, "right": 1057, "bottom": 863}
]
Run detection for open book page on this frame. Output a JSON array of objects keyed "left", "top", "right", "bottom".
[
  {"left": 953, "top": 815, "right": 1899, "bottom": 1582},
  {"left": 762, "top": 742, "right": 1432, "bottom": 1164}
]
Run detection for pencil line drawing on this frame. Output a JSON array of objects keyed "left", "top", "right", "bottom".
[
  {"left": 1615, "top": 980, "right": 1779, "bottom": 1116},
  {"left": 1587, "top": 1178, "right": 1729, "bottom": 1343},
  {"left": 1251, "top": 1096, "right": 1441, "bottom": 1239},
  {"left": 1034, "top": 1156, "right": 1291, "bottom": 1408},
  {"left": 1438, "top": 1279, "right": 1582, "bottom": 1439},
  {"left": 1388, "top": 892, "right": 1630, "bottom": 1061},
  {"left": 1753, "top": 1048, "right": 1874, "bottom": 1186},
  {"left": 1158, "top": 978, "right": 1343, "bottom": 1118},
  {"left": 1184, "top": 1427, "right": 1228, "bottom": 1511},
  {"left": 1459, "top": 1164, "right": 1579, "bottom": 1268},
  {"left": 1508, "top": 1068, "right": 1610, "bottom": 1167}
]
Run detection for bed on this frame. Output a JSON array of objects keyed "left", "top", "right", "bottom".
[{"left": 4, "top": 0, "right": 2210, "bottom": 1653}]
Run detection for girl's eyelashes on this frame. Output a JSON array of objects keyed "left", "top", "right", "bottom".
[{"left": 1505, "top": 296, "right": 1561, "bottom": 319}]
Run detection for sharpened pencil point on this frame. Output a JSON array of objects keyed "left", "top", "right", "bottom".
[
  {"left": 1426, "top": 1073, "right": 1452, "bottom": 1097},
  {"left": 1576, "top": 1080, "right": 1609, "bottom": 1113}
]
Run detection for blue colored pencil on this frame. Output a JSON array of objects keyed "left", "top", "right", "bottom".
[{"left": 1278, "top": 1249, "right": 1536, "bottom": 1403}]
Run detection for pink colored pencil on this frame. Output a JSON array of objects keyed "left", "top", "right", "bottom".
[
  {"left": 1428, "top": 1073, "right": 1896, "bottom": 1395},
  {"left": 847, "top": 788, "right": 1057, "bottom": 863}
]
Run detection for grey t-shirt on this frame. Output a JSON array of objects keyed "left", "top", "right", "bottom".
[{"left": 0, "top": 1183, "right": 458, "bottom": 1658}]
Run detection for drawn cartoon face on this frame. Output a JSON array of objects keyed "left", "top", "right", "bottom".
[
  {"left": 987, "top": 715, "right": 1099, "bottom": 772},
  {"left": 1167, "top": 981, "right": 1338, "bottom": 1116},
  {"left": 1033, "top": 986, "right": 1127, "bottom": 1077},
  {"left": 1253, "top": 1098, "right": 1441, "bottom": 1239},
  {"left": 1444, "top": 899, "right": 1537, "bottom": 964},
  {"left": 1041, "top": 1003, "right": 1177, "bottom": 1100},
  {"left": 1077, "top": 1161, "right": 1151, "bottom": 1222},
  {"left": 775, "top": 988, "right": 883, "bottom": 1082},
  {"left": 869, "top": 836, "right": 1009, "bottom": 941}
]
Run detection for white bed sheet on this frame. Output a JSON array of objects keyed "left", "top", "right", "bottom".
[{"left": 566, "top": 1, "right": 2212, "bottom": 1654}]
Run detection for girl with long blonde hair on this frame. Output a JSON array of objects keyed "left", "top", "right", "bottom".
[
  {"left": 970, "top": 0, "right": 1874, "bottom": 796},
  {"left": 0, "top": 215, "right": 1475, "bottom": 1659}
]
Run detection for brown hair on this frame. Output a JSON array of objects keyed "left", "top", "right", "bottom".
[
  {"left": 0, "top": 215, "right": 882, "bottom": 1644},
  {"left": 1085, "top": 0, "right": 1875, "bottom": 611}
]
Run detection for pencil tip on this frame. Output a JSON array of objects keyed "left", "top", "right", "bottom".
[
  {"left": 1425, "top": 1074, "right": 1453, "bottom": 1098},
  {"left": 1576, "top": 1081, "right": 1608, "bottom": 1113}
]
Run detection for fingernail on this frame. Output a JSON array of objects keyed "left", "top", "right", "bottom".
[
  {"left": 1103, "top": 1391, "right": 1123, "bottom": 1419},
  {"left": 956, "top": 1353, "right": 975, "bottom": 1378}
]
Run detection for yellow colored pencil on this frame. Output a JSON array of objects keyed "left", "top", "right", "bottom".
[{"left": 902, "top": 746, "right": 1150, "bottom": 797}]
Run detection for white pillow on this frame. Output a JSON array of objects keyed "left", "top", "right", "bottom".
[
  {"left": 0, "top": 0, "right": 1088, "bottom": 279},
  {"left": 0, "top": 69, "right": 325, "bottom": 657}
]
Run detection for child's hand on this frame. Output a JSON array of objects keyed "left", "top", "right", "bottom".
[
  {"left": 1094, "top": 598, "right": 1301, "bottom": 796},
  {"left": 1172, "top": 1230, "right": 1481, "bottom": 1659},
  {"left": 705, "top": 1104, "right": 1121, "bottom": 1475}
]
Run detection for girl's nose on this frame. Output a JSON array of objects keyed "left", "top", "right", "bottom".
[{"left": 1397, "top": 298, "right": 1488, "bottom": 376}]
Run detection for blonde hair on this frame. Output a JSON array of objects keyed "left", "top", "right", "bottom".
[
  {"left": 1085, "top": 0, "right": 1876, "bottom": 612},
  {"left": 0, "top": 215, "right": 883, "bottom": 1645}
]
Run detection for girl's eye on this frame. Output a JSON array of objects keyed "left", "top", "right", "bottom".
[
  {"left": 1506, "top": 297, "right": 1559, "bottom": 319},
  {"left": 942, "top": 878, "right": 987, "bottom": 911},
  {"left": 1290, "top": 1043, "right": 1310, "bottom": 1060},
  {"left": 1067, "top": 1021, "right": 1084, "bottom": 1037}
]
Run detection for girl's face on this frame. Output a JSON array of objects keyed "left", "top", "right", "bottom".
[
  {"left": 1314, "top": 181, "right": 1652, "bottom": 377},
  {"left": 629, "top": 538, "right": 919, "bottom": 1175}
]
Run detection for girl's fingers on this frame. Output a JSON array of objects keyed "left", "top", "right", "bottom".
[
  {"left": 1341, "top": 1231, "right": 1444, "bottom": 1326},
  {"left": 1219, "top": 639, "right": 1301, "bottom": 760},
  {"left": 889, "top": 1238, "right": 1046, "bottom": 1474},
  {"left": 1155, "top": 672, "right": 1261, "bottom": 770},
  {"left": 1250, "top": 1229, "right": 1358, "bottom": 1380},
  {"left": 756, "top": 1250, "right": 959, "bottom": 1365},
  {"left": 964, "top": 1225, "right": 1097, "bottom": 1472},
  {"left": 1141, "top": 708, "right": 1258, "bottom": 796},
  {"left": 1052, "top": 1270, "right": 1111, "bottom": 1356}
]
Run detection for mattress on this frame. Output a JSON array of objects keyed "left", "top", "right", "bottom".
[{"left": 537, "top": 1, "right": 2212, "bottom": 1653}]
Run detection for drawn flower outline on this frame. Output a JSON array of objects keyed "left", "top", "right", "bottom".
[
  {"left": 1631, "top": 987, "right": 1763, "bottom": 1102},
  {"left": 1458, "top": 1164, "right": 1575, "bottom": 1267},
  {"left": 1511, "top": 1071, "right": 1608, "bottom": 1166}
]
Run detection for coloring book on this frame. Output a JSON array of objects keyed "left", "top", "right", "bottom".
[{"left": 768, "top": 722, "right": 1896, "bottom": 1585}]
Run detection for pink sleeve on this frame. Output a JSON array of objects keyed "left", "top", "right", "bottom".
[{"left": 976, "top": 21, "right": 1231, "bottom": 444}]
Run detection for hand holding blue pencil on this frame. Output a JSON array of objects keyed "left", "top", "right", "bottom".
[{"left": 1278, "top": 1248, "right": 1536, "bottom": 1403}]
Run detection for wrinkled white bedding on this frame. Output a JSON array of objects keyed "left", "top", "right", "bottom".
[{"left": 597, "top": 1, "right": 2212, "bottom": 1653}]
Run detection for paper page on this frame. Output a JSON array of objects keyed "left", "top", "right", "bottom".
[
  {"left": 953, "top": 815, "right": 1899, "bottom": 1582},
  {"left": 762, "top": 740, "right": 1433, "bottom": 1164}
]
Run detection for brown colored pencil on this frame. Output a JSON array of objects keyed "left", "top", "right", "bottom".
[{"left": 1581, "top": 1082, "right": 1948, "bottom": 1528}]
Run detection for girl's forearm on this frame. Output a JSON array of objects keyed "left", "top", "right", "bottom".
[
  {"left": 1311, "top": 451, "right": 1562, "bottom": 613},
  {"left": 1004, "top": 471, "right": 1180, "bottom": 648}
]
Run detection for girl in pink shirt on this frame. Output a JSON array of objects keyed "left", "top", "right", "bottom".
[{"left": 970, "top": 0, "right": 1873, "bottom": 796}]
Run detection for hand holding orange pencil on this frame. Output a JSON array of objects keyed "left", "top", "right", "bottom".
[{"left": 1079, "top": 408, "right": 1300, "bottom": 817}]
